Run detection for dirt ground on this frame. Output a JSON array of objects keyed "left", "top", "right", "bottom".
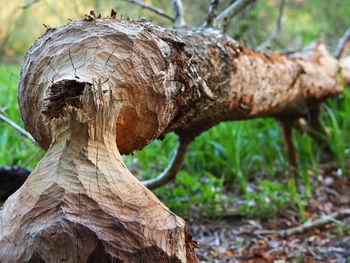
[{"left": 191, "top": 163, "right": 350, "bottom": 263}]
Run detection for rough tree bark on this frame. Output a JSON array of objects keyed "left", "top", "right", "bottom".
[
  {"left": 0, "top": 10, "right": 350, "bottom": 263},
  {"left": 17, "top": 19, "right": 349, "bottom": 155}
]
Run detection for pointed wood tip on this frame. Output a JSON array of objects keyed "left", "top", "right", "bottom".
[{"left": 110, "top": 9, "right": 117, "bottom": 19}]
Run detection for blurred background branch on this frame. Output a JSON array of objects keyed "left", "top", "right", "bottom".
[
  {"left": 1, "top": 0, "right": 349, "bottom": 64},
  {"left": 256, "top": 0, "right": 285, "bottom": 51},
  {"left": 335, "top": 27, "right": 350, "bottom": 59},
  {"left": 22, "top": 0, "right": 42, "bottom": 9},
  {"left": 122, "top": 0, "right": 174, "bottom": 21}
]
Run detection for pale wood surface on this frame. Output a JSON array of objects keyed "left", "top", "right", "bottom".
[{"left": 0, "top": 85, "right": 197, "bottom": 262}]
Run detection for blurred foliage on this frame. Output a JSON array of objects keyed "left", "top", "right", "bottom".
[
  {"left": 0, "top": 66, "right": 45, "bottom": 168},
  {"left": 1, "top": 0, "right": 350, "bottom": 61},
  {"left": 227, "top": 0, "right": 350, "bottom": 50}
]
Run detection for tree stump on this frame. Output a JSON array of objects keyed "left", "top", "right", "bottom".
[{"left": 0, "top": 83, "right": 198, "bottom": 262}]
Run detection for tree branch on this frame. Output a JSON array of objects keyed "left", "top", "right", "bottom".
[
  {"left": 203, "top": 0, "right": 219, "bottom": 27},
  {"left": 170, "top": 0, "right": 185, "bottom": 28},
  {"left": 306, "top": 106, "right": 332, "bottom": 155},
  {"left": 256, "top": 0, "right": 285, "bottom": 51},
  {"left": 0, "top": 113, "right": 36, "bottom": 144},
  {"left": 255, "top": 209, "right": 350, "bottom": 237},
  {"left": 278, "top": 117, "right": 298, "bottom": 178},
  {"left": 143, "top": 137, "right": 191, "bottom": 190},
  {"left": 123, "top": 0, "right": 174, "bottom": 22},
  {"left": 215, "top": 0, "right": 256, "bottom": 29},
  {"left": 22, "top": 0, "right": 41, "bottom": 9},
  {"left": 335, "top": 27, "right": 350, "bottom": 59}
]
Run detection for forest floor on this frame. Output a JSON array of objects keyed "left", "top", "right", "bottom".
[
  {"left": 1, "top": 163, "right": 349, "bottom": 263},
  {"left": 190, "top": 163, "right": 350, "bottom": 263}
]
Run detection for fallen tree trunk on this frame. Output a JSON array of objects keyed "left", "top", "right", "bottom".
[
  {"left": 18, "top": 18, "right": 349, "bottom": 154},
  {"left": 1, "top": 14, "right": 349, "bottom": 263}
]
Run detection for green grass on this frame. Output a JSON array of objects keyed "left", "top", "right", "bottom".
[
  {"left": 0, "top": 65, "right": 45, "bottom": 168},
  {"left": 130, "top": 118, "right": 296, "bottom": 217},
  {"left": 324, "top": 91, "right": 350, "bottom": 174},
  {"left": 1, "top": 64, "right": 349, "bottom": 218},
  {"left": 126, "top": 86, "right": 350, "bottom": 218}
]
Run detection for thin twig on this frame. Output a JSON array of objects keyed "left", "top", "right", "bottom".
[
  {"left": 0, "top": 107, "right": 7, "bottom": 114},
  {"left": 203, "top": 0, "right": 220, "bottom": 27},
  {"left": 255, "top": 209, "right": 350, "bottom": 237},
  {"left": 279, "top": 119, "right": 297, "bottom": 167},
  {"left": 335, "top": 27, "right": 350, "bottom": 59},
  {"left": 307, "top": 106, "right": 332, "bottom": 155},
  {"left": 0, "top": 113, "right": 36, "bottom": 144},
  {"left": 257, "top": 0, "right": 285, "bottom": 51},
  {"left": 123, "top": 0, "right": 174, "bottom": 22},
  {"left": 143, "top": 138, "right": 191, "bottom": 190},
  {"left": 215, "top": 0, "right": 256, "bottom": 29},
  {"left": 170, "top": 0, "right": 185, "bottom": 28},
  {"left": 22, "top": 0, "right": 41, "bottom": 9}
]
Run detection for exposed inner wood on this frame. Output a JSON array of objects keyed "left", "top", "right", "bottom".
[{"left": 0, "top": 83, "right": 198, "bottom": 263}]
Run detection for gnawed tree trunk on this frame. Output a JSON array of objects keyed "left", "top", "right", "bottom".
[
  {"left": 1, "top": 16, "right": 349, "bottom": 262},
  {"left": 0, "top": 85, "right": 197, "bottom": 262}
]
